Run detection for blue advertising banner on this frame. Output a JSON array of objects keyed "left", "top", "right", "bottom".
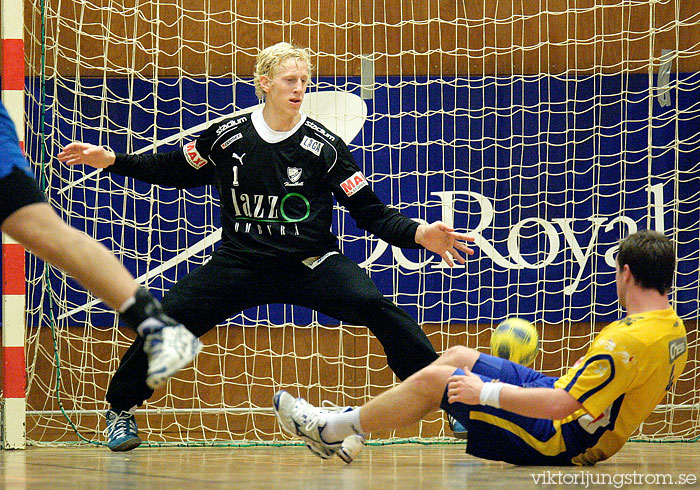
[{"left": 17, "top": 73, "right": 700, "bottom": 327}]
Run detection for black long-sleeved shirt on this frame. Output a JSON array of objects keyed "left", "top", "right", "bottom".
[{"left": 106, "top": 110, "right": 420, "bottom": 261}]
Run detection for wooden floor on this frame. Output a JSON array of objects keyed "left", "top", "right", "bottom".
[{"left": 1, "top": 442, "right": 698, "bottom": 490}]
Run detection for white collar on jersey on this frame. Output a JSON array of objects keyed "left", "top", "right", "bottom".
[{"left": 251, "top": 108, "right": 308, "bottom": 143}]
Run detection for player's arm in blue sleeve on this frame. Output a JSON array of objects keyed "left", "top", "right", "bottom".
[{"left": 328, "top": 142, "right": 420, "bottom": 249}]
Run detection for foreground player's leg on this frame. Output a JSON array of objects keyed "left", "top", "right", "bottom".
[
  {"left": 273, "top": 390, "right": 344, "bottom": 459},
  {"left": 2, "top": 201, "right": 202, "bottom": 391},
  {"left": 120, "top": 287, "right": 202, "bottom": 390},
  {"left": 3, "top": 200, "right": 141, "bottom": 310},
  {"left": 273, "top": 393, "right": 368, "bottom": 462},
  {"left": 355, "top": 365, "right": 453, "bottom": 433}
]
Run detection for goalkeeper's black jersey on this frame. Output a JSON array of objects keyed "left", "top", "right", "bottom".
[{"left": 107, "top": 110, "right": 420, "bottom": 261}]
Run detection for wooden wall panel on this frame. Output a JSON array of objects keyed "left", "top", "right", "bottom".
[
  {"left": 14, "top": 0, "right": 700, "bottom": 78},
  {"left": 19, "top": 319, "right": 698, "bottom": 442}
]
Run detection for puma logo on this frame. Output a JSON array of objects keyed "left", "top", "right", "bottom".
[{"left": 232, "top": 152, "right": 246, "bottom": 165}]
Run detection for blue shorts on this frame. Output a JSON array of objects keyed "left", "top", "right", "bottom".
[
  {"left": 441, "top": 353, "right": 578, "bottom": 465},
  {"left": 0, "top": 101, "right": 33, "bottom": 179},
  {"left": 0, "top": 101, "right": 46, "bottom": 225}
]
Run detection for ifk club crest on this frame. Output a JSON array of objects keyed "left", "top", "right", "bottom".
[{"left": 285, "top": 167, "right": 303, "bottom": 186}]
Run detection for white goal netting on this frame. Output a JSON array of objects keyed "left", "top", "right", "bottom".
[{"left": 15, "top": 0, "right": 700, "bottom": 445}]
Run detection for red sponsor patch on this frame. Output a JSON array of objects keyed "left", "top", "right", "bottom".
[
  {"left": 340, "top": 171, "right": 368, "bottom": 197},
  {"left": 183, "top": 141, "right": 208, "bottom": 169}
]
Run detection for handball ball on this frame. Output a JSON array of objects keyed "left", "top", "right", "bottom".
[{"left": 490, "top": 318, "right": 539, "bottom": 366}]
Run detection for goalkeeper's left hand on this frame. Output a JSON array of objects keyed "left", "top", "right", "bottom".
[{"left": 415, "top": 221, "right": 476, "bottom": 267}]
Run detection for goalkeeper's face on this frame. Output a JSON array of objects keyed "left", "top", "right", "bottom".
[{"left": 262, "top": 58, "right": 310, "bottom": 118}]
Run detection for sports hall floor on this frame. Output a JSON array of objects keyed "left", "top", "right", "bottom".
[{"left": 1, "top": 441, "right": 698, "bottom": 489}]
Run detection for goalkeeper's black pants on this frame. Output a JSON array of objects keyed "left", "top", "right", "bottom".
[{"left": 106, "top": 250, "right": 438, "bottom": 411}]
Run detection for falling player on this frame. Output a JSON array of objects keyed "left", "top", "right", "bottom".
[
  {"left": 274, "top": 230, "right": 687, "bottom": 465},
  {"left": 57, "top": 41, "right": 476, "bottom": 454}
]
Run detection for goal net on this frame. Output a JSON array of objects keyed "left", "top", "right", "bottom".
[{"left": 16, "top": 0, "right": 700, "bottom": 446}]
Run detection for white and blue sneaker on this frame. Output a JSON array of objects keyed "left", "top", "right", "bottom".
[
  {"left": 273, "top": 390, "right": 342, "bottom": 459},
  {"left": 139, "top": 320, "right": 202, "bottom": 390},
  {"left": 447, "top": 414, "right": 468, "bottom": 440},
  {"left": 105, "top": 409, "right": 141, "bottom": 451},
  {"left": 320, "top": 400, "right": 366, "bottom": 463}
]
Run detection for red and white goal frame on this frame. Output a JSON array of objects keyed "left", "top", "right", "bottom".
[{"left": 1, "top": 0, "right": 27, "bottom": 449}]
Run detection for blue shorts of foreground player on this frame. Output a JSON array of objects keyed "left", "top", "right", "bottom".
[
  {"left": 0, "top": 100, "right": 46, "bottom": 225},
  {"left": 441, "top": 353, "right": 589, "bottom": 466},
  {"left": 0, "top": 101, "right": 33, "bottom": 180}
]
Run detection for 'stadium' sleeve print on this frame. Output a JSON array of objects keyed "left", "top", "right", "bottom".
[{"left": 183, "top": 121, "right": 221, "bottom": 170}]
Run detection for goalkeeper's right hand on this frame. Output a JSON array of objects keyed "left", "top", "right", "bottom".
[{"left": 57, "top": 141, "right": 116, "bottom": 169}]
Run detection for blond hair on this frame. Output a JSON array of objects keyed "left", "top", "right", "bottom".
[{"left": 254, "top": 42, "right": 313, "bottom": 99}]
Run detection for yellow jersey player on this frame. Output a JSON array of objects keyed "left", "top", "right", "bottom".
[{"left": 273, "top": 230, "right": 687, "bottom": 465}]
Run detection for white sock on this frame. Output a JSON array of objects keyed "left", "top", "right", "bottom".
[
  {"left": 321, "top": 408, "right": 364, "bottom": 443},
  {"left": 118, "top": 294, "right": 136, "bottom": 313}
]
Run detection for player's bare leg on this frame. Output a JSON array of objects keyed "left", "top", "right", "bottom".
[
  {"left": 358, "top": 365, "right": 454, "bottom": 433},
  {"left": 428, "top": 346, "right": 479, "bottom": 439},
  {"left": 2, "top": 202, "right": 202, "bottom": 392},
  {"left": 274, "top": 364, "right": 454, "bottom": 462},
  {"left": 431, "top": 345, "right": 480, "bottom": 371},
  {"left": 2, "top": 202, "right": 139, "bottom": 310}
]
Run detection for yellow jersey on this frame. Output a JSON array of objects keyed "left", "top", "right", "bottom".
[{"left": 555, "top": 307, "right": 687, "bottom": 465}]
